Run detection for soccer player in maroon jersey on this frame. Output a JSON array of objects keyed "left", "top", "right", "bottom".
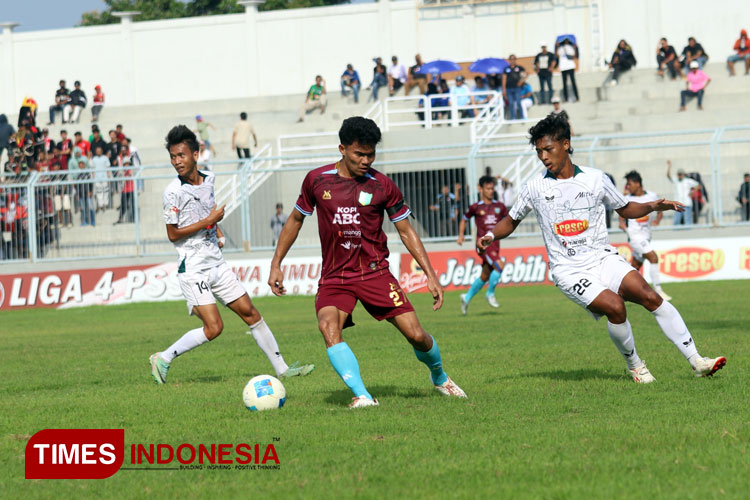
[
  {"left": 268, "top": 117, "right": 466, "bottom": 408},
  {"left": 457, "top": 175, "right": 508, "bottom": 314}
]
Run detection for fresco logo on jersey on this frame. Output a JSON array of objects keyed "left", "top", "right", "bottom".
[{"left": 554, "top": 219, "right": 589, "bottom": 237}]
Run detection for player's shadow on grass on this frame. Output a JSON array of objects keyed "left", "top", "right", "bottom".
[
  {"left": 324, "top": 385, "right": 426, "bottom": 405},
  {"left": 521, "top": 368, "right": 622, "bottom": 381}
]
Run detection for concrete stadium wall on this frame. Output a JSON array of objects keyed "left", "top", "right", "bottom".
[{"left": 0, "top": 0, "right": 746, "bottom": 113}]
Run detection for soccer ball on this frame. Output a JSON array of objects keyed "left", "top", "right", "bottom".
[{"left": 243, "top": 375, "right": 286, "bottom": 411}]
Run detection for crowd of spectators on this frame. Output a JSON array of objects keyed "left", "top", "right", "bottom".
[{"left": 0, "top": 83, "right": 141, "bottom": 259}]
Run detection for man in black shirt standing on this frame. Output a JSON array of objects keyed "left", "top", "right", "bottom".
[
  {"left": 502, "top": 54, "right": 527, "bottom": 120},
  {"left": 533, "top": 43, "right": 556, "bottom": 103},
  {"left": 69, "top": 81, "right": 87, "bottom": 124},
  {"left": 90, "top": 126, "right": 108, "bottom": 160},
  {"left": 48, "top": 80, "right": 71, "bottom": 125},
  {"left": 657, "top": 38, "right": 682, "bottom": 79},
  {"left": 738, "top": 173, "right": 750, "bottom": 221}
]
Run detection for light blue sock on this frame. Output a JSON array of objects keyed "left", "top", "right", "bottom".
[
  {"left": 464, "top": 277, "right": 486, "bottom": 302},
  {"left": 326, "top": 342, "right": 372, "bottom": 399},
  {"left": 413, "top": 337, "right": 448, "bottom": 385},
  {"left": 486, "top": 269, "right": 501, "bottom": 296}
]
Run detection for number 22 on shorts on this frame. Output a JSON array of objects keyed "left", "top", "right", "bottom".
[{"left": 389, "top": 282, "right": 404, "bottom": 306}]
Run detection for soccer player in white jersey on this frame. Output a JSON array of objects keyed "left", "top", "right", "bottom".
[
  {"left": 479, "top": 112, "right": 725, "bottom": 383},
  {"left": 619, "top": 170, "right": 671, "bottom": 301},
  {"left": 150, "top": 125, "right": 314, "bottom": 385}
]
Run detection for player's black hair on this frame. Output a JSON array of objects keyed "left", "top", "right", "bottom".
[
  {"left": 338, "top": 117, "right": 382, "bottom": 147},
  {"left": 624, "top": 170, "right": 642, "bottom": 185},
  {"left": 528, "top": 111, "right": 574, "bottom": 154},
  {"left": 240, "top": 112, "right": 247, "bottom": 120},
  {"left": 478, "top": 175, "right": 496, "bottom": 187},
  {"left": 165, "top": 125, "right": 200, "bottom": 153}
]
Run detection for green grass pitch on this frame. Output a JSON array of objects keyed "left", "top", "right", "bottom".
[{"left": 1, "top": 280, "right": 749, "bottom": 499}]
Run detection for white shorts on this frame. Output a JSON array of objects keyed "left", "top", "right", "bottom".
[
  {"left": 552, "top": 254, "right": 637, "bottom": 320},
  {"left": 178, "top": 261, "right": 246, "bottom": 315},
  {"left": 629, "top": 234, "right": 653, "bottom": 262}
]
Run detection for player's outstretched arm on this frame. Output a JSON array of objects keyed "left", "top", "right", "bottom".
[
  {"left": 477, "top": 215, "right": 520, "bottom": 251},
  {"left": 394, "top": 218, "right": 444, "bottom": 311},
  {"left": 268, "top": 208, "right": 305, "bottom": 297},
  {"left": 617, "top": 199, "right": 684, "bottom": 220},
  {"left": 166, "top": 204, "right": 225, "bottom": 242}
]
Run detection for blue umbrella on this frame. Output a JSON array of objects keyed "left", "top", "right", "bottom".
[
  {"left": 556, "top": 34, "right": 577, "bottom": 45},
  {"left": 468, "top": 57, "right": 509, "bottom": 74},
  {"left": 417, "top": 60, "right": 462, "bottom": 75}
]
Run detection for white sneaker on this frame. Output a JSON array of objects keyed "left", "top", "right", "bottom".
[
  {"left": 628, "top": 360, "right": 656, "bottom": 384},
  {"left": 434, "top": 376, "right": 467, "bottom": 398},
  {"left": 485, "top": 294, "right": 499, "bottom": 308},
  {"left": 692, "top": 356, "right": 726, "bottom": 377},
  {"left": 348, "top": 395, "right": 379, "bottom": 409},
  {"left": 656, "top": 287, "right": 672, "bottom": 301},
  {"left": 460, "top": 293, "right": 469, "bottom": 315}
]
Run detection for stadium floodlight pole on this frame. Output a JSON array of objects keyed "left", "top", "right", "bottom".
[{"left": 0, "top": 22, "right": 19, "bottom": 115}]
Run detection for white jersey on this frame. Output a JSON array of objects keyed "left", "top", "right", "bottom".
[
  {"left": 509, "top": 165, "right": 627, "bottom": 272},
  {"left": 163, "top": 170, "right": 223, "bottom": 272},
  {"left": 624, "top": 191, "right": 659, "bottom": 241}
]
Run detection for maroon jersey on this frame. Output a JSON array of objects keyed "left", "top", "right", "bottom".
[
  {"left": 463, "top": 200, "right": 508, "bottom": 238},
  {"left": 295, "top": 163, "right": 411, "bottom": 284}
]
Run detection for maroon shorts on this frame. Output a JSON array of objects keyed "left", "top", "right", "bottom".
[
  {"left": 315, "top": 272, "right": 414, "bottom": 327},
  {"left": 475, "top": 240, "right": 503, "bottom": 272}
]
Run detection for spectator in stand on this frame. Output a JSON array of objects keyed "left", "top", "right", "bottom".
[
  {"left": 48, "top": 80, "right": 71, "bottom": 125},
  {"left": 738, "top": 173, "right": 750, "bottom": 221},
  {"left": 58, "top": 130, "right": 72, "bottom": 171},
  {"left": 91, "top": 85, "right": 105, "bottom": 122},
  {"left": 198, "top": 141, "right": 213, "bottom": 170},
  {"left": 297, "top": 75, "right": 327, "bottom": 122},
  {"left": 232, "top": 112, "right": 258, "bottom": 159},
  {"left": 472, "top": 76, "right": 491, "bottom": 105},
  {"left": 368, "top": 57, "right": 388, "bottom": 102},
  {"left": 606, "top": 40, "right": 637, "bottom": 86},
  {"left": 533, "top": 42, "right": 556, "bottom": 103},
  {"left": 77, "top": 158, "right": 95, "bottom": 227},
  {"left": 91, "top": 145, "right": 110, "bottom": 213},
  {"left": 114, "top": 160, "right": 135, "bottom": 224},
  {"left": 108, "top": 130, "right": 121, "bottom": 164},
  {"left": 666, "top": 160, "right": 699, "bottom": 226},
  {"left": 680, "top": 61, "right": 711, "bottom": 111},
  {"left": 69, "top": 81, "right": 87, "bottom": 124},
  {"left": 40, "top": 127, "right": 55, "bottom": 155},
  {"left": 450, "top": 76, "right": 475, "bottom": 120},
  {"left": 687, "top": 171, "right": 709, "bottom": 224},
  {"left": 270, "top": 202, "right": 287, "bottom": 246},
  {"left": 495, "top": 175, "right": 516, "bottom": 209},
  {"left": 487, "top": 73, "right": 502, "bottom": 92},
  {"left": 430, "top": 184, "right": 459, "bottom": 237},
  {"left": 115, "top": 124, "right": 126, "bottom": 142},
  {"left": 657, "top": 38, "right": 682, "bottom": 80},
  {"left": 34, "top": 149, "right": 51, "bottom": 172},
  {"left": 195, "top": 115, "right": 217, "bottom": 157},
  {"left": 74, "top": 131, "right": 91, "bottom": 158},
  {"left": 89, "top": 126, "right": 108, "bottom": 159},
  {"left": 405, "top": 54, "right": 428, "bottom": 96},
  {"left": 0, "top": 114, "right": 14, "bottom": 172},
  {"left": 680, "top": 37, "right": 709, "bottom": 70},
  {"left": 556, "top": 37, "right": 579, "bottom": 102},
  {"left": 550, "top": 97, "right": 574, "bottom": 135},
  {"left": 519, "top": 81, "right": 535, "bottom": 119},
  {"left": 727, "top": 29, "right": 750, "bottom": 76},
  {"left": 340, "top": 64, "right": 361, "bottom": 103},
  {"left": 502, "top": 54, "right": 527, "bottom": 120},
  {"left": 432, "top": 80, "right": 451, "bottom": 122},
  {"left": 388, "top": 56, "right": 407, "bottom": 96},
  {"left": 13, "top": 122, "right": 35, "bottom": 175},
  {"left": 19, "top": 96, "right": 38, "bottom": 129}
]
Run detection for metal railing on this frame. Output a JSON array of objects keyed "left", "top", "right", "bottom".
[
  {"left": 382, "top": 90, "right": 499, "bottom": 131},
  {"left": 1, "top": 126, "right": 748, "bottom": 264}
]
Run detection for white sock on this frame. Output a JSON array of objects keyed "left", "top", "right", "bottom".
[
  {"left": 607, "top": 320, "right": 642, "bottom": 369},
  {"left": 648, "top": 262, "right": 662, "bottom": 288},
  {"left": 651, "top": 301, "right": 699, "bottom": 363},
  {"left": 161, "top": 327, "right": 209, "bottom": 363},
  {"left": 248, "top": 318, "right": 289, "bottom": 376}
]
